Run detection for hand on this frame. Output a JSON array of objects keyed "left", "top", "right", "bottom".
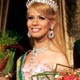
[
  {"left": 0, "top": 76, "right": 11, "bottom": 80},
  {"left": 0, "top": 73, "right": 11, "bottom": 80}
]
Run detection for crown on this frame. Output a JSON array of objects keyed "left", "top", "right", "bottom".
[{"left": 26, "top": 0, "right": 58, "bottom": 11}]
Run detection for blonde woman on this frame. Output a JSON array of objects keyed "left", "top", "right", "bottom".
[{"left": 17, "top": 0, "right": 70, "bottom": 80}]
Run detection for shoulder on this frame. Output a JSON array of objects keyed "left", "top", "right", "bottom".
[
  {"left": 55, "top": 51, "right": 67, "bottom": 58},
  {"left": 46, "top": 50, "right": 66, "bottom": 59},
  {"left": 17, "top": 54, "right": 24, "bottom": 67},
  {"left": 17, "top": 50, "right": 31, "bottom": 64},
  {"left": 54, "top": 52, "right": 69, "bottom": 66},
  {"left": 49, "top": 51, "right": 70, "bottom": 69},
  {"left": 17, "top": 50, "right": 31, "bottom": 60},
  {"left": 46, "top": 51, "right": 69, "bottom": 65},
  {"left": 17, "top": 51, "right": 27, "bottom": 65},
  {"left": 55, "top": 52, "right": 68, "bottom": 62},
  {"left": 43, "top": 50, "right": 64, "bottom": 60},
  {"left": 49, "top": 50, "right": 67, "bottom": 60}
]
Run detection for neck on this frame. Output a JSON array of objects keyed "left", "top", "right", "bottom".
[
  {"left": 30, "top": 40, "right": 52, "bottom": 63},
  {"left": 32, "top": 41, "right": 52, "bottom": 55},
  {"left": 34, "top": 39, "right": 50, "bottom": 49}
]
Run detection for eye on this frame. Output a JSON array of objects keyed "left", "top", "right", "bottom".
[
  {"left": 28, "top": 16, "right": 34, "bottom": 20},
  {"left": 39, "top": 16, "right": 45, "bottom": 20}
]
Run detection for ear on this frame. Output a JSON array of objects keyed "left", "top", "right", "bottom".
[{"left": 51, "top": 21, "right": 56, "bottom": 29}]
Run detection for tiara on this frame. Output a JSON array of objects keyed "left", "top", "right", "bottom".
[{"left": 26, "top": 0, "right": 58, "bottom": 11}]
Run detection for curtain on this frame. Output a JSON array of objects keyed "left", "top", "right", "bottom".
[{"left": 0, "top": 0, "right": 9, "bottom": 35}]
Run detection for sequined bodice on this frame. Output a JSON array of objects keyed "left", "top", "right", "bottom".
[{"left": 22, "top": 62, "right": 54, "bottom": 80}]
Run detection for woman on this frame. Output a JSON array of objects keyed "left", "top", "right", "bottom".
[{"left": 17, "top": 0, "right": 70, "bottom": 80}]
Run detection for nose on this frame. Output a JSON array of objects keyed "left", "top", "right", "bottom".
[{"left": 32, "top": 19, "right": 38, "bottom": 25}]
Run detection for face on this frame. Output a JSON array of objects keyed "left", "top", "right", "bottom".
[{"left": 27, "top": 8, "right": 53, "bottom": 40}]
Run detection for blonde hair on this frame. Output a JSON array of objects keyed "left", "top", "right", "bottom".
[
  {"left": 27, "top": 2, "right": 66, "bottom": 55},
  {"left": 27, "top": 2, "right": 56, "bottom": 20}
]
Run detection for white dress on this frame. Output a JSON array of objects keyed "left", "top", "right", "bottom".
[{"left": 22, "top": 62, "right": 54, "bottom": 80}]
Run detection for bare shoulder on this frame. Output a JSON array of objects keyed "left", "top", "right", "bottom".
[
  {"left": 54, "top": 51, "right": 67, "bottom": 59},
  {"left": 46, "top": 51, "right": 69, "bottom": 66},
  {"left": 43, "top": 50, "right": 70, "bottom": 70},
  {"left": 47, "top": 50, "right": 66, "bottom": 59},
  {"left": 55, "top": 52, "right": 69, "bottom": 65}
]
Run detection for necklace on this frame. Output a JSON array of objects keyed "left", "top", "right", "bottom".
[{"left": 30, "top": 41, "right": 52, "bottom": 63}]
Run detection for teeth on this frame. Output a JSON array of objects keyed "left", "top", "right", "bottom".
[{"left": 32, "top": 28, "right": 40, "bottom": 32}]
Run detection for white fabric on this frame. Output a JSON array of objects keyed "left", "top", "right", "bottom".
[{"left": 22, "top": 62, "right": 53, "bottom": 80}]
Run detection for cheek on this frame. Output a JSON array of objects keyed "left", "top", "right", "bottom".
[
  {"left": 44, "top": 23, "right": 51, "bottom": 33},
  {"left": 27, "top": 21, "right": 30, "bottom": 29},
  {"left": 42, "top": 24, "right": 50, "bottom": 33},
  {"left": 43, "top": 22, "right": 50, "bottom": 29}
]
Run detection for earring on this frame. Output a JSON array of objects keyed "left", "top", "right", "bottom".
[
  {"left": 27, "top": 31, "right": 31, "bottom": 38},
  {"left": 48, "top": 27, "right": 54, "bottom": 39}
]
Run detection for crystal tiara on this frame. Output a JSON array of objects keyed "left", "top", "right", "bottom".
[{"left": 26, "top": 0, "right": 58, "bottom": 11}]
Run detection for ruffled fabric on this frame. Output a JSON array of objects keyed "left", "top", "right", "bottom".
[{"left": 22, "top": 62, "right": 53, "bottom": 80}]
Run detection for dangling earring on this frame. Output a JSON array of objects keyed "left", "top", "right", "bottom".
[
  {"left": 27, "top": 31, "right": 31, "bottom": 38},
  {"left": 48, "top": 27, "right": 54, "bottom": 39}
]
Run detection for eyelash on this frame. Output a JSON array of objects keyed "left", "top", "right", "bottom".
[
  {"left": 28, "top": 16, "right": 45, "bottom": 20},
  {"left": 28, "top": 16, "right": 33, "bottom": 19},
  {"left": 39, "top": 16, "right": 45, "bottom": 20}
]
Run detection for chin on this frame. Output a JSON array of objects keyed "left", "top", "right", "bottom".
[
  {"left": 31, "top": 34, "right": 40, "bottom": 37},
  {"left": 32, "top": 35, "right": 41, "bottom": 39},
  {"left": 32, "top": 36, "right": 40, "bottom": 38}
]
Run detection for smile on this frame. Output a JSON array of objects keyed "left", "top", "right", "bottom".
[{"left": 31, "top": 28, "right": 41, "bottom": 32}]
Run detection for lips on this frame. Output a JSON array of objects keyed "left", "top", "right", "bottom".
[{"left": 31, "top": 28, "right": 41, "bottom": 32}]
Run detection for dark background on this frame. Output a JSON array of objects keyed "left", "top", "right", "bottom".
[
  {"left": 6, "top": 0, "right": 31, "bottom": 79},
  {"left": 6, "top": 0, "right": 31, "bottom": 54}
]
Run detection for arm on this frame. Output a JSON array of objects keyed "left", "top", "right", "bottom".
[{"left": 55, "top": 53, "right": 70, "bottom": 71}]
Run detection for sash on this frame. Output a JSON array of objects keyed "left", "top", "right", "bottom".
[{"left": 19, "top": 54, "right": 25, "bottom": 80}]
